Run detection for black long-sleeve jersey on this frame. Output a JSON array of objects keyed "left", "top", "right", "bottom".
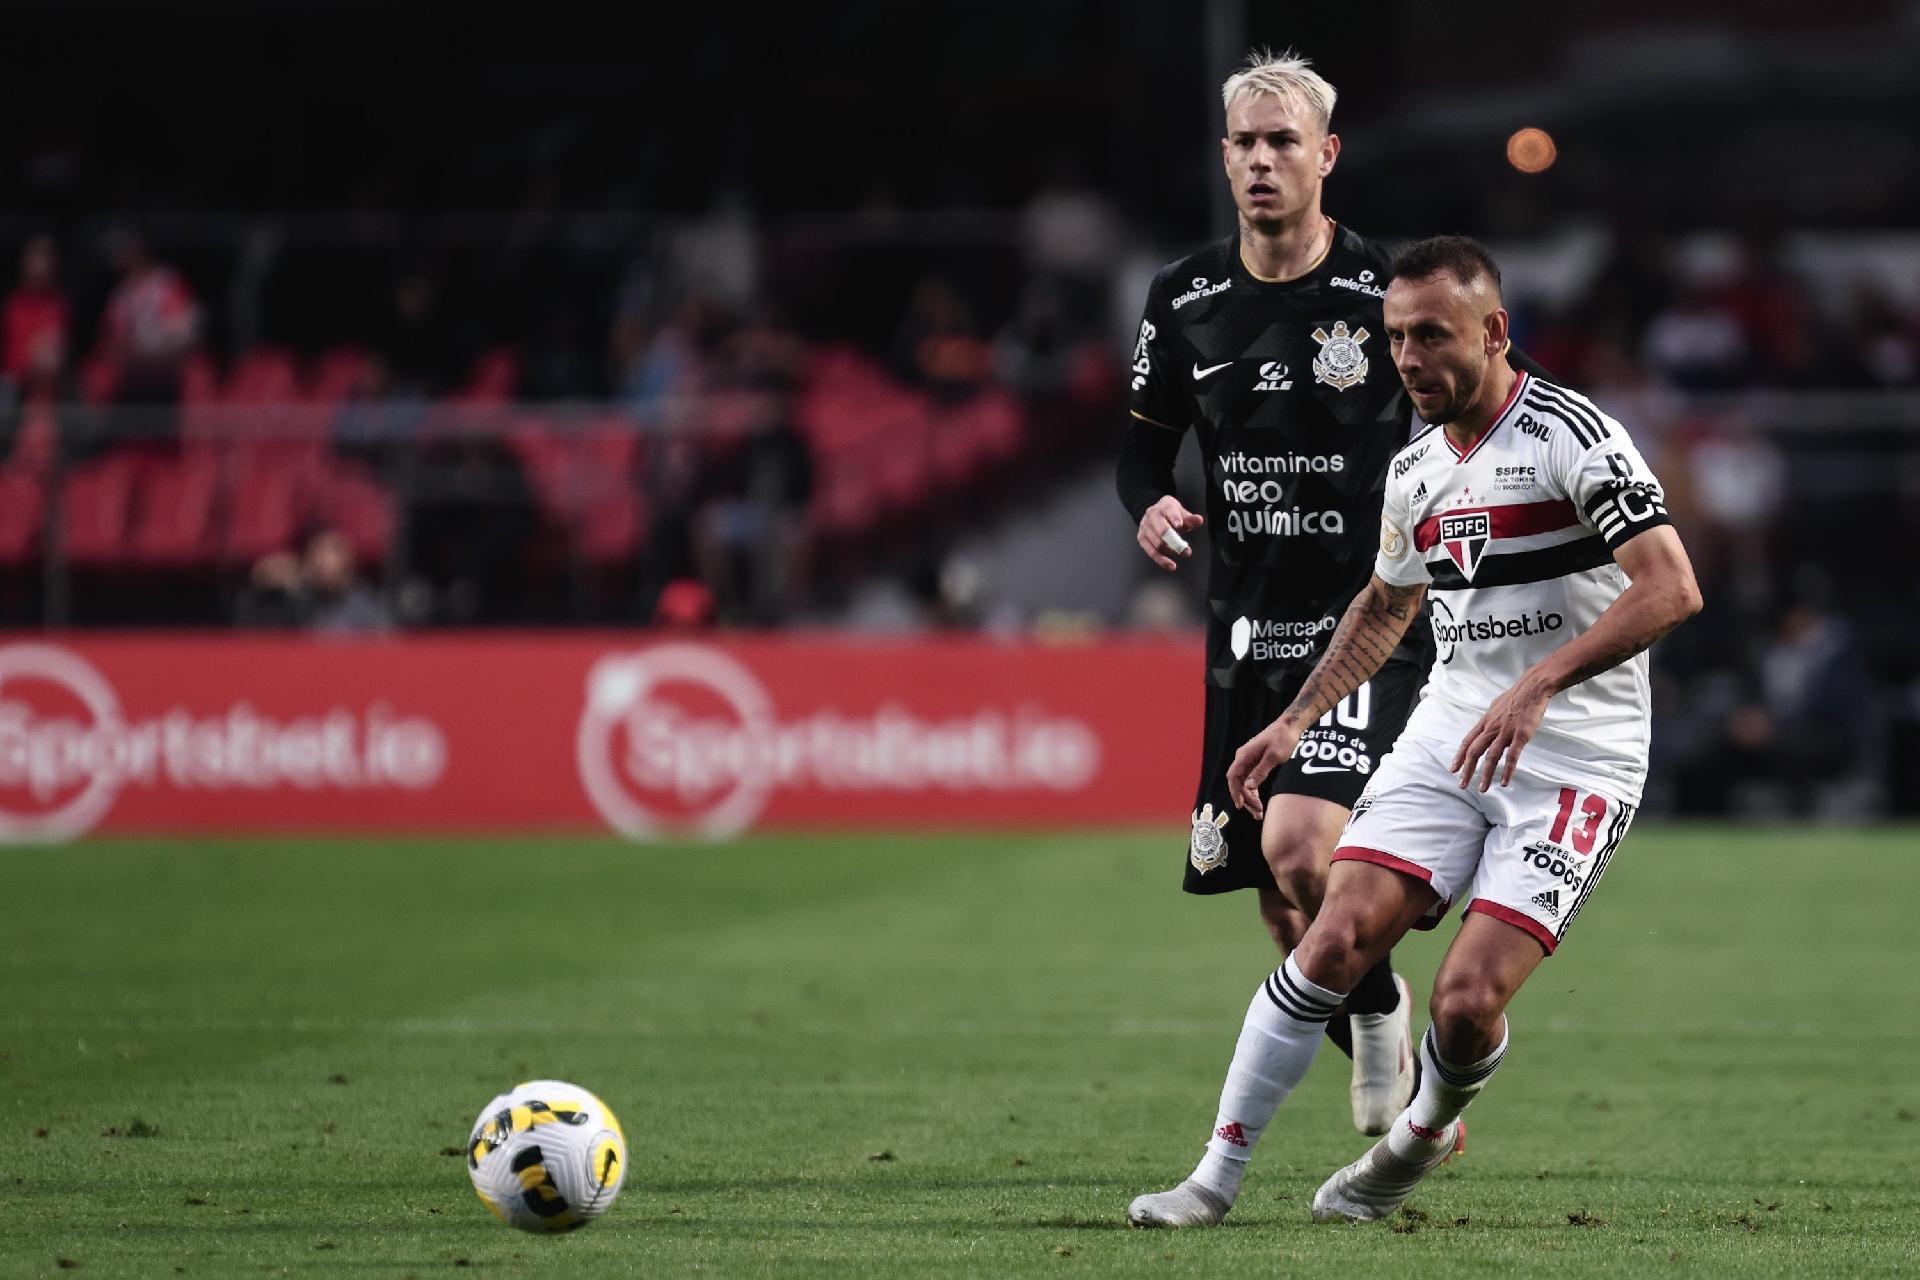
[{"left": 1126, "top": 224, "right": 1434, "bottom": 691}]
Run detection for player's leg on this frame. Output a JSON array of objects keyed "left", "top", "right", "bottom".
[
  {"left": 1312, "top": 768, "right": 1634, "bottom": 1222},
  {"left": 1127, "top": 860, "right": 1436, "bottom": 1227},
  {"left": 1263, "top": 670, "right": 1424, "bottom": 1133},
  {"left": 1311, "top": 912, "right": 1544, "bottom": 1221},
  {"left": 1256, "top": 800, "right": 1363, "bottom": 1061}
]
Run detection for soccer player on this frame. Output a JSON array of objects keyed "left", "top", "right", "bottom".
[
  {"left": 1127, "top": 235, "right": 1700, "bottom": 1227},
  {"left": 1118, "top": 50, "right": 1534, "bottom": 1177}
]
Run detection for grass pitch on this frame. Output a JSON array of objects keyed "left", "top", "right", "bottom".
[{"left": 3, "top": 826, "right": 1918, "bottom": 1277}]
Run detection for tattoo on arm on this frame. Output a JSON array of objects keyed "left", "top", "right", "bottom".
[
  {"left": 1283, "top": 580, "right": 1424, "bottom": 726},
  {"left": 1550, "top": 614, "right": 1684, "bottom": 692}
]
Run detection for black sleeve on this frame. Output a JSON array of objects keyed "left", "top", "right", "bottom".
[{"left": 1116, "top": 415, "right": 1184, "bottom": 527}]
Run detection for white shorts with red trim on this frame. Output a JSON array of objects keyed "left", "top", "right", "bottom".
[{"left": 1330, "top": 732, "right": 1636, "bottom": 954}]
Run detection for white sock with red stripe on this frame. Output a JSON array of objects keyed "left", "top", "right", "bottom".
[
  {"left": 1188, "top": 955, "right": 1345, "bottom": 1200},
  {"left": 1387, "top": 1022, "right": 1509, "bottom": 1163}
]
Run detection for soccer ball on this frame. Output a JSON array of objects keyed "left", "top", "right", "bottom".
[{"left": 465, "top": 1079, "right": 627, "bottom": 1232}]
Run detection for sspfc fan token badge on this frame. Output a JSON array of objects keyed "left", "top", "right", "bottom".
[
  {"left": 1190, "top": 803, "right": 1231, "bottom": 874},
  {"left": 1310, "top": 321, "right": 1370, "bottom": 390}
]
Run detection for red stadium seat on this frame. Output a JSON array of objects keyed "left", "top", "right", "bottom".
[
  {"left": 0, "top": 468, "right": 44, "bottom": 566},
  {"left": 221, "top": 450, "right": 304, "bottom": 564},
  {"left": 306, "top": 458, "right": 393, "bottom": 563},
  {"left": 305, "top": 346, "right": 370, "bottom": 407},
  {"left": 129, "top": 452, "right": 221, "bottom": 568},
  {"left": 456, "top": 348, "right": 521, "bottom": 404},
  {"left": 57, "top": 451, "right": 141, "bottom": 568}
]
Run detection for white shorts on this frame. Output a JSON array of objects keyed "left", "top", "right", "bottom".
[{"left": 1332, "top": 732, "right": 1637, "bottom": 954}]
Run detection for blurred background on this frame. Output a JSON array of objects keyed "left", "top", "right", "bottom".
[{"left": 2, "top": 0, "right": 1917, "bottom": 820}]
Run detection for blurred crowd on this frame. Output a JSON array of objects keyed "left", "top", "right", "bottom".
[{"left": 3, "top": 206, "right": 1917, "bottom": 814}]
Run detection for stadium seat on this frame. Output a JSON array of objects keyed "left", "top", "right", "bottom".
[
  {"left": 306, "top": 458, "right": 393, "bottom": 563},
  {"left": 305, "top": 346, "right": 370, "bottom": 407},
  {"left": 129, "top": 451, "right": 222, "bottom": 568},
  {"left": 0, "top": 468, "right": 44, "bottom": 566},
  {"left": 220, "top": 449, "right": 304, "bottom": 564},
  {"left": 57, "top": 451, "right": 141, "bottom": 568}
]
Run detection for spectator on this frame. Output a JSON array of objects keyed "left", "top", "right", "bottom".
[
  {"left": 385, "top": 272, "right": 460, "bottom": 396},
  {"left": 692, "top": 392, "right": 813, "bottom": 624},
  {"left": 2, "top": 235, "right": 68, "bottom": 406},
  {"left": 233, "top": 550, "right": 306, "bottom": 628},
  {"left": 1, "top": 235, "right": 67, "bottom": 464},
  {"left": 403, "top": 429, "right": 539, "bottom": 623},
  {"left": 304, "top": 528, "right": 392, "bottom": 633},
  {"left": 94, "top": 228, "right": 200, "bottom": 455},
  {"left": 329, "top": 354, "right": 424, "bottom": 471},
  {"left": 232, "top": 530, "right": 392, "bottom": 632},
  {"left": 891, "top": 275, "right": 989, "bottom": 400},
  {"left": 1640, "top": 281, "right": 1749, "bottom": 390}
]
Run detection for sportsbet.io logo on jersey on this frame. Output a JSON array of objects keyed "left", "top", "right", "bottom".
[{"left": 1430, "top": 598, "right": 1564, "bottom": 664}]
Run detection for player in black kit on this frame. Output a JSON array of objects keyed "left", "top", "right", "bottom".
[{"left": 1117, "top": 53, "right": 1535, "bottom": 1224}]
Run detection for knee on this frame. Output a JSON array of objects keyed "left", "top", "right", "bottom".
[
  {"left": 1428, "top": 975, "right": 1506, "bottom": 1041},
  {"left": 1263, "top": 833, "right": 1329, "bottom": 916},
  {"left": 1294, "top": 910, "right": 1383, "bottom": 991}
]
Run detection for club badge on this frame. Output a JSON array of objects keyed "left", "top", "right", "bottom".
[
  {"left": 1311, "top": 321, "right": 1370, "bottom": 391},
  {"left": 1438, "top": 510, "right": 1490, "bottom": 580},
  {"left": 1189, "top": 803, "right": 1231, "bottom": 874}
]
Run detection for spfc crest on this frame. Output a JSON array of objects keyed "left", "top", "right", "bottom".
[
  {"left": 1437, "top": 511, "right": 1490, "bottom": 580},
  {"left": 1189, "top": 803, "right": 1231, "bottom": 874},
  {"left": 1311, "top": 321, "right": 1370, "bottom": 390}
]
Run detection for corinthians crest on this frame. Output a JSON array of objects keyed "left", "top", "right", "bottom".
[
  {"left": 1311, "top": 321, "right": 1370, "bottom": 390},
  {"left": 1189, "top": 803, "right": 1231, "bottom": 874}
]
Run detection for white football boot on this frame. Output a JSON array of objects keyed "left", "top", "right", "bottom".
[
  {"left": 1126, "top": 1179, "right": 1233, "bottom": 1228},
  {"left": 1348, "top": 974, "right": 1416, "bottom": 1135},
  {"left": 1310, "top": 1121, "right": 1460, "bottom": 1222}
]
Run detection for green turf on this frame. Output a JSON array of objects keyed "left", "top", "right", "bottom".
[{"left": 3, "top": 827, "right": 1918, "bottom": 1278}]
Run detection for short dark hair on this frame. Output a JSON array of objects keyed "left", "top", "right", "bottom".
[{"left": 1390, "top": 235, "right": 1502, "bottom": 296}]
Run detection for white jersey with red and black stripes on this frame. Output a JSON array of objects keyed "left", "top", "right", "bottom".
[{"left": 1373, "top": 371, "right": 1673, "bottom": 802}]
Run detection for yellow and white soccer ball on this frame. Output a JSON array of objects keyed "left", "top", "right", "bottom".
[{"left": 465, "top": 1079, "right": 627, "bottom": 1232}]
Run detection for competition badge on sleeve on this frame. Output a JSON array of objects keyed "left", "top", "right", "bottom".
[{"left": 1189, "top": 803, "right": 1231, "bottom": 874}]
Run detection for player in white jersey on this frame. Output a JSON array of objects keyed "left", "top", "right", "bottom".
[{"left": 1126, "top": 236, "right": 1700, "bottom": 1227}]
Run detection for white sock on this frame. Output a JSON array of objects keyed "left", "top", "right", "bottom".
[
  {"left": 1387, "top": 1022, "right": 1509, "bottom": 1163},
  {"left": 1188, "top": 955, "right": 1345, "bottom": 1200}
]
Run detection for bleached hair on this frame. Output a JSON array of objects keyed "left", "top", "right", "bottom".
[{"left": 1221, "top": 48, "right": 1337, "bottom": 136}]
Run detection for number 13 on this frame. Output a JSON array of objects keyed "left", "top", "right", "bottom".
[{"left": 1549, "top": 787, "right": 1608, "bottom": 854}]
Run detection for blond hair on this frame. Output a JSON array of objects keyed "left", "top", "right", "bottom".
[{"left": 1221, "top": 49, "right": 1337, "bottom": 136}]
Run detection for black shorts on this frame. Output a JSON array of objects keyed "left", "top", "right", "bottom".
[{"left": 1183, "top": 657, "right": 1424, "bottom": 895}]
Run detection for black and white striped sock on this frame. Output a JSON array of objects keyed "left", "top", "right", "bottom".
[
  {"left": 1190, "top": 955, "right": 1345, "bottom": 1199},
  {"left": 1387, "top": 1024, "right": 1508, "bottom": 1162}
]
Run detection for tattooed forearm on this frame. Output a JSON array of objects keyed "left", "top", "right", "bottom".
[{"left": 1281, "top": 578, "right": 1425, "bottom": 728}]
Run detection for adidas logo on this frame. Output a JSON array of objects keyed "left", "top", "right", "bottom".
[
  {"left": 1411, "top": 480, "right": 1428, "bottom": 502},
  {"left": 1215, "top": 1122, "right": 1249, "bottom": 1148},
  {"left": 1530, "top": 889, "right": 1560, "bottom": 917}
]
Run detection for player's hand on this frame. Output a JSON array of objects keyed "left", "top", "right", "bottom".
[
  {"left": 1452, "top": 676, "right": 1552, "bottom": 792},
  {"left": 1225, "top": 717, "right": 1304, "bottom": 820},
  {"left": 1137, "top": 496, "right": 1203, "bottom": 571}
]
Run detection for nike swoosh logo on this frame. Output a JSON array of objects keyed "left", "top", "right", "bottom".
[
  {"left": 1299, "top": 761, "right": 1357, "bottom": 774},
  {"left": 1192, "top": 362, "right": 1232, "bottom": 380}
]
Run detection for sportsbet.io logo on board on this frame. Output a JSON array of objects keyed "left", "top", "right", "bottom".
[
  {"left": 575, "top": 644, "right": 1102, "bottom": 839},
  {"left": 0, "top": 644, "right": 447, "bottom": 843}
]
